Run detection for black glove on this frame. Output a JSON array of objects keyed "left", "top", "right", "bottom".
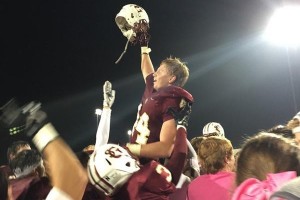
[
  {"left": 0, "top": 99, "right": 48, "bottom": 138},
  {"left": 167, "top": 102, "right": 192, "bottom": 128},
  {"left": 132, "top": 19, "right": 151, "bottom": 46}
]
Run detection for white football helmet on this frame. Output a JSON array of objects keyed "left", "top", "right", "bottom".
[
  {"left": 87, "top": 144, "right": 140, "bottom": 196},
  {"left": 115, "top": 4, "right": 149, "bottom": 42},
  {"left": 202, "top": 122, "right": 225, "bottom": 137}
]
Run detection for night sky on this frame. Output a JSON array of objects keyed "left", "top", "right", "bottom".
[{"left": 1, "top": 0, "right": 300, "bottom": 165}]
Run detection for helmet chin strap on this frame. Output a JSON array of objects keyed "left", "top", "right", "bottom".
[{"left": 115, "top": 31, "right": 134, "bottom": 64}]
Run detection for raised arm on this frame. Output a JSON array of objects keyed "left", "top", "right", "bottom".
[
  {"left": 136, "top": 17, "right": 154, "bottom": 81},
  {"left": 139, "top": 119, "right": 177, "bottom": 158},
  {"left": 141, "top": 48, "right": 155, "bottom": 82},
  {"left": 94, "top": 81, "right": 115, "bottom": 151},
  {"left": 0, "top": 99, "right": 88, "bottom": 200}
]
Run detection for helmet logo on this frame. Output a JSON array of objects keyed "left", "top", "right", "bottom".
[
  {"left": 134, "top": 5, "right": 144, "bottom": 17},
  {"left": 105, "top": 146, "right": 123, "bottom": 158},
  {"left": 214, "top": 125, "right": 220, "bottom": 133}
]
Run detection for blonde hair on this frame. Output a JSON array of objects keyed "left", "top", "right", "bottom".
[
  {"left": 198, "top": 136, "right": 233, "bottom": 174},
  {"left": 161, "top": 56, "right": 189, "bottom": 87}
]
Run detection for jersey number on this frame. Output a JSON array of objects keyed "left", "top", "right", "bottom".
[
  {"left": 155, "top": 164, "right": 172, "bottom": 183},
  {"left": 133, "top": 104, "right": 150, "bottom": 144}
]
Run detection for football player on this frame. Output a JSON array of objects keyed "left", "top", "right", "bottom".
[
  {"left": 115, "top": 4, "right": 194, "bottom": 164},
  {"left": 88, "top": 81, "right": 191, "bottom": 199}
]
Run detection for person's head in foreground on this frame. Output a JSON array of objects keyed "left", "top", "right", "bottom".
[{"left": 232, "top": 132, "right": 300, "bottom": 200}]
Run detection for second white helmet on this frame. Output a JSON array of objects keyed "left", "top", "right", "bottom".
[
  {"left": 202, "top": 122, "right": 225, "bottom": 137},
  {"left": 87, "top": 144, "right": 140, "bottom": 196}
]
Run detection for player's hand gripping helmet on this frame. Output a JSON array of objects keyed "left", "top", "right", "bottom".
[
  {"left": 115, "top": 4, "right": 150, "bottom": 64},
  {"left": 202, "top": 122, "right": 225, "bottom": 137},
  {"left": 87, "top": 144, "right": 140, "bottom": 196}
]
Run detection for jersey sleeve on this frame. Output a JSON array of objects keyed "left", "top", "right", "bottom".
[
  {"left": 165, "top": 127, "right": 188, "bottom": 185},
  {"left": 94, "top": 108, "right": 111, "bottom": 152}
]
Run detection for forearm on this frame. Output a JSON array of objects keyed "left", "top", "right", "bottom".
[
  {"left": 165, "top": 127, "right": 188, "bottom": 184},
  {"left": 139, "top": 141, "right": 174, "bottom": 158},
  {"left": 35, "top": 124, "right": 88, "bottom": 200},
  {"left": 141, "top": 49, "right": 154, "bottom": 81},
  {"left": 94, "top": 108, "right": 111, "bottom": 150},
  {"left": 44, "top": 138, "right": 88, "bottom": 200}
]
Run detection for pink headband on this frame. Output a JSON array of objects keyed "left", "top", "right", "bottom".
[{"left": 232, "top": 171, "right": 296, "bottom": 200}]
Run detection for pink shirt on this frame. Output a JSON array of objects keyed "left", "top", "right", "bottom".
[{"left": 186, "top": 171, "right": 236, "bottom": 200}]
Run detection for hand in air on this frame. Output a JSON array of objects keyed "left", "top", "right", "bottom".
[
  {"left": 0, "top": 99, "right": 48, "bottom": 138},
  {"left": 103, "top": 81, "right": 116, "bottom": 108}
]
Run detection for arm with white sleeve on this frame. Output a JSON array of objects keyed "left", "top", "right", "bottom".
[{"left": 94, "top": 81, "right": 116, "bottom": 151}]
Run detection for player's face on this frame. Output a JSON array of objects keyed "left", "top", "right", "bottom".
[{"left": 153, "top": 64, "right": 174, "bottom": 90}]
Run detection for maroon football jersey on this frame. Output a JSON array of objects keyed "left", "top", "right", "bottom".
[
  {"left": 130, "top": 74, "right": 193, "bottom": 157},
  {"left": 105, "top": 126, "right": 188, "bottom": 200},
  {"left": 108, "top": 160, "right": 176, "bottom": 200},
  {"left": 10, "top": 175, "right": 52, "bottom": 200}
]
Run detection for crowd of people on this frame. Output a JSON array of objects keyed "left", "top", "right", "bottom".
[{"left": 1, "top": 3, "right": 300, "bottom": 200}]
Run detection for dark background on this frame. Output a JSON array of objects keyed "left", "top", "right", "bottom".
[{"left": 1, "top": 0, "right": 300, "bottom": 165}]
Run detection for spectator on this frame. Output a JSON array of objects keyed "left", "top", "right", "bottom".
[
  {"left": 186, "top": 136, "right": 236, "bottom": 200},
  {"left": 232, "top": 132, "right": 300, "bottom": 200}
]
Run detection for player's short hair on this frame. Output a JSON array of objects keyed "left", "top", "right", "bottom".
[
  {"left": 10, "top": 149, "right": 43, "bottom": 178},
  {"left": 7, "top": 140, "right": 31, "bottom": 162},
  {"left": 161, "top": 56, "right": 189, "bottom": 87}
]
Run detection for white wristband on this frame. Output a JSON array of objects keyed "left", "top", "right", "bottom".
[
  {"left": 32, "top": 123, "right": 59, "bottom": 152},
  {"left": 141, "top": 47, "right": 151, "bottom": 54},
  {"left": 126, "top": 143, "right": 141, "bottom": 156},
  {"left": 292, "top": 126, "right": 300, "bottom": 134}
]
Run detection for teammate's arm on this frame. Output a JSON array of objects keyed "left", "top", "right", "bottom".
[
  {"left": 141, "top": 51, "right": 155, "bottom": 82},
  {"left": 94, "top": 81, "right": 115, "bottom": 151},
  {"left": 0, "top": 100, "right": 88, "bottom": 200},
  {"left": 165, "top": 103, "right": 192, "bottom": 184},
  {"left": 141, "top": 119, "right": 177, "bottom": 158},
  {"left": 139, "top": 20, "right": 154, "bottom": 82}
]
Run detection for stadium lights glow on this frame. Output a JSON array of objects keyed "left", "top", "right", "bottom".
[
  {"left": 127, "top": 130, "right": 132, "bottom": 136},
  {"left": 263, "top": 5, "right": 300, "bottom": 48}
]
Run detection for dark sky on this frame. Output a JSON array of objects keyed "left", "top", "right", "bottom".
[{"left": 1, "top": 0, "right": 300, "bottom": 165}]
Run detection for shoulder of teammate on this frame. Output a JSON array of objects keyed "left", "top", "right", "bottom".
[{"left": 160, "top": 85, "right": 194, "bottom": 103}]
